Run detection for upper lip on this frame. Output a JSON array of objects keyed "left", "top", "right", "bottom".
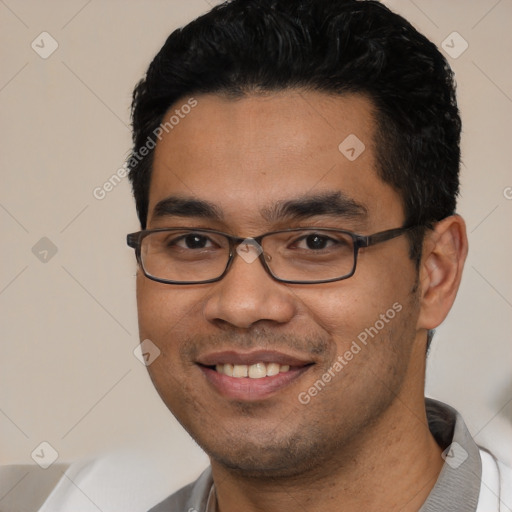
[{"left": 196, "top": 350, "right": 313, "bottom": 367}]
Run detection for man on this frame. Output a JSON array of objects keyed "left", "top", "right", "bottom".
[{"left": 125, "top": 0, "right": 511, "bottom": 510}]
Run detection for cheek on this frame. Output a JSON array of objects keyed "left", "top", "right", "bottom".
[
  {"left": 293, "top": 259, "right": 415, "bottom": 345},
  {"left": 135, "top": 274, "right": 206, "bottom": 348},
  {"left": 135, "top": 276, "right": 208, "bottom": 407}
]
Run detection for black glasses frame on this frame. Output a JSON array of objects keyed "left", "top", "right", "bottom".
[{"left": 127, "top": 225, "right": 419, "bottom": 285}]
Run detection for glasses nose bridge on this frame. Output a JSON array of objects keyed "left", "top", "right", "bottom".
[
  {"left": 232, "top": 235, "right": 263, "bottom": 257},
  {"left": 225, "top": 234, "right": 273, "bottom": 275}
]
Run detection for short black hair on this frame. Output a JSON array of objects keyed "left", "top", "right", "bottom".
[{"left": 128, "top": 0, "right": 461, "bottom": 266}]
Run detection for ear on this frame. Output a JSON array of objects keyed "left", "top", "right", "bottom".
[{"left": 416, "top": 215, "right": 468, "bottom": 331}]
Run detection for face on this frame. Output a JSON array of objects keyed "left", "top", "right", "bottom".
[{"left": 136, "top": 91, "right": 422, "bottom": 477}]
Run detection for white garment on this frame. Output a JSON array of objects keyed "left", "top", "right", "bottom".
[
  {"left": 476, "top": 449, "right": 512, "bottom": 512},
  {"left": 36, "top": 445, "right": 208, "bottom": 512}
]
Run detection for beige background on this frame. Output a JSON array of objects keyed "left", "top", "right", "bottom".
[{"left": 1, "top": 0, "right": 511, "bottom": 470}]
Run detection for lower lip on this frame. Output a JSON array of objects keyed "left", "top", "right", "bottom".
[{"left": 199, "top": 365, "right": 312, "bottom": 401}]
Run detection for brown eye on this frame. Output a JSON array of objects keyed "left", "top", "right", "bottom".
[
  {"left": 294, "top": 233, "right": 341, "bottom": 251},
  {"left": 304, "top": 234, "right": 330, "bottom": 250},
  {"left": 178, "top": 234, "right": 212, "bottom": 249}
]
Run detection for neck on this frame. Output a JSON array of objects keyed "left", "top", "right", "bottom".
[{"left": 211, "top": 393, "right": 443, "bottom": 512}]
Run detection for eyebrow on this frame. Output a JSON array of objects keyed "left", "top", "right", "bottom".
[
  {"left": 150, "top": 191, "right": 367, "bottom": 224},
  {"left": 261, "top": 191, "right": 368, "bottom": 223},
  {"left": 152, "top": 196, "right": 224, "bottom": 221}
]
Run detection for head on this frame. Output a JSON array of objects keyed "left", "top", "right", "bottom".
[{"left": 127, "top": 0, "right": 467, "bottom": 477}]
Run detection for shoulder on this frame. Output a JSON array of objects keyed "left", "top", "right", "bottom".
[
  {"left": 148, "top": 480, "right": 198, "bottom": 512},
  {"left": 32, "top": 444, "right": 209, "bottom": 512},
  {"left": 148, "top": 467, "right": 213, "bottom": 512}
]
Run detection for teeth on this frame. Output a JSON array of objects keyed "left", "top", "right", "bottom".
[
  {"left": 214, "top": 362, "right": 292, "bottom": 378},
  {"left": 266, "top": 362, "right": 280, "bottom": 376},
  {"left": 233, "top": 364, "right": 248, "bottom": 378},
  {"left": 248, "top": 363, "right": 266, "bottom": 379}
]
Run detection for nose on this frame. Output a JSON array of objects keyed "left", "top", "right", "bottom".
[{"left": 203, "top": 242, "right": 297, "bottom": 329}]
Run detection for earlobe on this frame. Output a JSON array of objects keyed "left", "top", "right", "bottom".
[{"left": 417, "top": 215, "right": 468, "bottom": 331}]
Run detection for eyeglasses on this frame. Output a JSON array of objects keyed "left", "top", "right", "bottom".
[{"left": 127, "top": 225, "right": 417, "bottom": 285}]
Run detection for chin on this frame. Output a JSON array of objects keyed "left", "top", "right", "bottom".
[{"left": 197, "top": 428, "right": 336, "bottom": 479}]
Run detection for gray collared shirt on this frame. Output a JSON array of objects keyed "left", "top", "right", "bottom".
[{"left": 148, "top": 398, "right": 482, "bottom": 512}]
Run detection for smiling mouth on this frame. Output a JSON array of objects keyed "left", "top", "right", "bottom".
[
  {"left": 213, "top": 362, "right": 292, "bottom": 379},
  {"left": 199, "top": 363, "right": 313, "bottom": 400},
  {"left": 196, "top": 350, "right": 315, "bottom": 399}
]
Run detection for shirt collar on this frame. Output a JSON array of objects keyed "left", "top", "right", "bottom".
[
  {"left": 419, "top": 398, "right": 482, "bottom": 511},
  {"left": 205, "top": 483, "right": 216, "bottom": 512}
]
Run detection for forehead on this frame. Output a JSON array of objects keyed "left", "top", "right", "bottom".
[{"left": 148, "top": 91, "right": 404, "bottom": 230}]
